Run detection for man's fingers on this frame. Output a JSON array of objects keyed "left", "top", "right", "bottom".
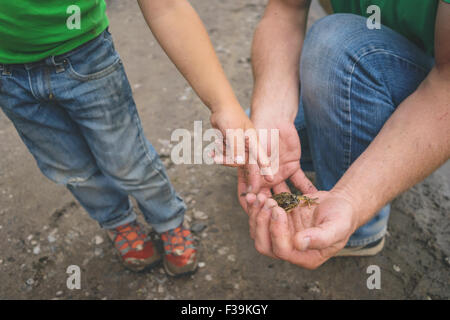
[
  {"left": 253, "top": 195, "right": 278, "bottom": 258},
  {"left": 237, "top": 167, "right": 251, "bottom": 212},
  {"left": 254, "top": 141, "right": 274, "bottom": 182},
  {"left": 246, "top": 164, "right": 262, "bottom": 194},
  {"left": 272, "top": 181, "right": 290, "bottom": 194},
  {"left": 268, "top": 199, "right": 293, "bottom": 260},
  {"left": 289, "top": 169, "right": 317, "bottom": 194},
  {"left": 248, "top": 193, "right": 265, "bottom": 239}
]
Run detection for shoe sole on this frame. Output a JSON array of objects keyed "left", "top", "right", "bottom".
[
  {"left": 163, "top": 258, "right": 198, "bottom": 277},
  {"left": 335, "top": 237, "right": 385, "bottom": 257},
  {"left": 122, "top": 256, "right": 162, "bottom": 273}
]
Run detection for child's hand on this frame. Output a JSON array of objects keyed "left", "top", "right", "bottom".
[{"left": 209, "top": 104, "right": 273, "bottom": 182}]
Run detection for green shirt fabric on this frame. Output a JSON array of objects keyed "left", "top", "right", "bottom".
[
  {"left": 330, "top": 0, "right": 450, "bottom": 57},
  {"left": 0, "top": 0, "right": 109, "bottom": 64}
]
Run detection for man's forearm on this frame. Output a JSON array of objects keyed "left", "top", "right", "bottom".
[
  {"left": 251, "top": 0, "right": 310, "bottom": 125},
  {"left": 333, "top": 67, "right": 450, "bottom": 228},
  {"left": 137, "top": 0, "right": 239, "bottom": 112}
]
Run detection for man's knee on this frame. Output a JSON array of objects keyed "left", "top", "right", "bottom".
[{"left": 300, "top": 14, "right": 368, "bottom": 82}]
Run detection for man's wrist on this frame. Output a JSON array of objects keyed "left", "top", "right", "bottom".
[
  {"left": 250, "top": 104, "right": 297, "bottom": 127},
  {"left": 329, "top": 187, "right": 365, "bottom": 233}
]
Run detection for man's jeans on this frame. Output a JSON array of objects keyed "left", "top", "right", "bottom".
[
  {"left": 297, "top": 14, "right": 434, "bottom": 246},
  {"left": 0, "top": 29, "right": 185, "bottom": 233}
]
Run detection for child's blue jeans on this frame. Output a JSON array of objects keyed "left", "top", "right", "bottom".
[{"left": 0, "top": 29, "right": 185, "bottom": 233}]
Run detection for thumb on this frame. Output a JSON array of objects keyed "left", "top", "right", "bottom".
[
  {"left": 293, "top": 221, "right": 338, "bottom": 251},
  {"left": 290, "top": 169, "right": 318, "bottom": 195}
]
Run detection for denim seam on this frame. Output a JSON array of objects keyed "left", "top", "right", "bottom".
[
  {"left": 346, "top": 47, "right": 424, "bottom": 167},
  {"left": 352, "top": 48, "right": 430, "bottom": 104},
  {"left": 128, "top": 101, "right": 173, "bottom": 199},
  {"left": 66, "top": 57, "right": 122, "bottom": 82},
  {"left": 27, "top": 69, "right": 40, "bottom": 101}
]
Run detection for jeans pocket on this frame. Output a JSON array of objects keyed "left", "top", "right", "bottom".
[
  {"left": 66, "top": 55, "right": 122, "bottom": 81},
  {"left": 64, "top": 32, "right": 122, "bottom": 81}
]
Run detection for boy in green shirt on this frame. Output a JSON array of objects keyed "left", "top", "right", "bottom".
[{"left": 0, "top": 0, "right": 269, "bottom": 275}]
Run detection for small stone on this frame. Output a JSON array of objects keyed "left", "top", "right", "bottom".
[
  {"left": 26, "top": 278, "right": 34, "bottom": 286},
  {"left": 307, "top": 282, "right": 321, "bottom": 295},
  {"left": 445, "top": 257, "right": 450, "bottom": 266},
  {"left": 184, "top": 215, "right": 192, "bottom": 223},
  {"left": 227, "top": 254, "right": 236, "bottom": 262},
  {"left": 193, "top": 210, "right": 208, "bottom": 220},
  {"left": 55, "top": 291, "right": 63, "bottom": 297},
  {"left": 0, "top": 259, "right": 3, "bottom": 264},
  {"left": 205, "top": 274, "right": 212, "bottom": 281},
  {"left": 94, "top": 235, "right": 104, "bottom": 245},
  {"left": 393, "top": 265, "right": 401, "bottom": 272},
  {"left": 157, "top": 284, "right": 164, "bottom": 293},
  {"left": 233, "top": 283, "right": 240, "bottom": 290},
  {"left": 94, "top": 247, "right": 103, "bottom": 257},
  {"left": 30, "top": 240, "right": 37, "bottom": 246},
  {"left": 48, "top": 235, "right": 57, "bottom": 243},
  {"left": 33, "top": 245, "right": 41, "bottom": 255},
  {"left": 218, "top": 247, "right": 229, "bottom": 255},
  {"left": 191, "top": 222, "right": 207, "bottom": 233},
  {"left": 198, "top": 262, "right": 206, "bottom": 268},
  {"left": 27, "top": 234, "right": 33, "bottom": 241},
  {"left": 238, "top": 57, "right": 250, "bottom": 64}
]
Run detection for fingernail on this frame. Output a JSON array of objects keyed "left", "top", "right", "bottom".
[
  {"left": 246, "top": 185, "right": 252, "bottom": 193},
  {"left": 300, "top": 237, "right": 311, "bottom": 251}
]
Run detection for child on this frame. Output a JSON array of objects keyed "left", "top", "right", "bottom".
[{"left": 0, "top": 0, "right": 266, "bottom": 275}]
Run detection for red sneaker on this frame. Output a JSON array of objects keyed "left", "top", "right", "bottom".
[
  {"left": 107, "top": 221, "right": 161, "bottom": 272},
  {"left": 160, "top": 224, "right": 197, "bottom": 276}
]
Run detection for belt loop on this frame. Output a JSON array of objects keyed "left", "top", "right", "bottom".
[
  {"left": 50, "top": 56, "right": 66, "bottom": 73},
  {"left": 2, "top": 64, "right": 12, "bottom": 76}
]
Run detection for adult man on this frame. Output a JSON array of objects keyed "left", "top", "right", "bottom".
[{"left": 239, "top": 0, "right": 450, "bottom": 269}]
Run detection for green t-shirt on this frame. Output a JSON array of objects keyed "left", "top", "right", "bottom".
[
  {"left": 330, "top": 0, "right": 450, "bottom": 57},
  {"left": 0, "top": 0, "right": 109, "bottom": 64}
]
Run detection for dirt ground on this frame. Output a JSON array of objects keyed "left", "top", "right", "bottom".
[{"left": 0, "top": 0, "right": 449, "bottom": 300}]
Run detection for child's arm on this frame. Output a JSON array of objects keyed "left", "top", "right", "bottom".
[
  {"left": 137, "top": 0, "right": 272, "bottom": 180},
  {"left": 137, "top": 0, "right": 237, "bottom": 113}
]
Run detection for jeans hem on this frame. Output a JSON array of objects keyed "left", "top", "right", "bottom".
[
  {"left": 100, "top": 199, "right": 137, "bottom": 230},
  {"left": 346, "top": 226, "right": 387, "bottom": 247},
  {"left": 150, "top": 212, "right": 185, "bottom": 234}
]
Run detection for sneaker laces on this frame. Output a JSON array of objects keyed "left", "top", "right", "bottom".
[
  {"left": 111, "top": 221, "right": 149, "bottom": 253},
  {"left": 161, "top": 225, "right": 195, "bottom": 256}
]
